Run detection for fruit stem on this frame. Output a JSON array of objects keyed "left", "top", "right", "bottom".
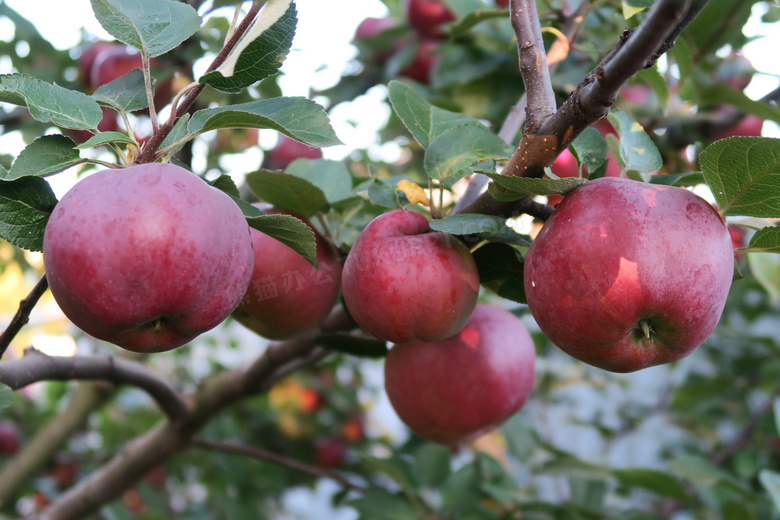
[{"left": 640, "top": 320, "right": 652, "bottom": 341}]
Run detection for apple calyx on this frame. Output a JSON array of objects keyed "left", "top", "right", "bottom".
[{"left": 636, "top": 320, "right": 654, "bottom": 342}]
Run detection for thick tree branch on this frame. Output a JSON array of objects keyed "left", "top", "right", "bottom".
[
  {"left": 135, "top": 2, "right": 263, "bottom": 164},
  {"left": 0, "top": 349, "right": 190, "bottom": 423},
  {"left": 192, "top": 438, "right": 368, "bottom": 492},
  {"left": 0, "top": 275, "right": 49, "bottom": 360},
  {"left": 38, "top": 306, "right": 352, "bottom": 520}
]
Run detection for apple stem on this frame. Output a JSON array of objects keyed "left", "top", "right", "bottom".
[
  {"left": 151, "top": 318, "right": 165, "bottom": 333},
  {"left": 640, "top": 320, "right": 652, "bottom": 341}
]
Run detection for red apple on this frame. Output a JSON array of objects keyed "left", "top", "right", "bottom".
[
  {"left": 43, "top": 163, "right": 255, "bottom": 353},
  {"left": 90, "top": 45, "right": 144, "bottom": 89},
  {"left": 355, "top": 16, "right": 398, "bottom": 40},
  {"left": 524, "top": 177, "right": 734, "bottom": 372},
  {"left": 716, "top": 53, "right": 754, "bottom": 91},
  {"left": 0, "top": 420, "right": 20, "bottom": 454},
  {"left": 546, "top": 146, "right": 621, "bottom": 206},
  {"left": 263, "top": 135, "right": 323, "bottom": 171},
  {"left": 314, "top": 437, "right": 347, "bottom": 469},
  {"left": 400, "top": 39, "right": 439, "bottom": 86},
  {"left": 405, "top": 0, "right": 456, "bottom": 39},
  {"left": 78, "top": 41, "right": 117, "bottom": 86},
  {"left": 232, "top": 208, "right": 343, "bottom": 340},
  {"left": 728, "top": 224, "right": 748, "bottom": 262},
  {"left": 713, "top": 114, "right": 763, "bottom": 140},
  {"left": 496, "top": 0, "right": 510, "bottom": 7},
  {"left": 384, "top": 305, "right": 536, "bottom": 445},
  {"left": 342, "top": 210, "right": 480, "bottom": 343},
  {"left": 619, "top": 84, "right": 651, "bottom": 105}
]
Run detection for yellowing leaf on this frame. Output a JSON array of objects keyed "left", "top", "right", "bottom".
[
  {"left": 395, "top": 180, "right": 430, "bottom": 207},
  {"left": 541, "top": 27, "right": 570, "bottom": 65}
]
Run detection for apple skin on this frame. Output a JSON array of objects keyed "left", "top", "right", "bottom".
[
  {"left": 0, "top": 420, "right": 20, "bottom": 454},
  {"left": 342, "top": 210, "right": 480, "bottom": 343},
  {"left": 43, "top": 163, "right": 254, "bottom": 353},
  {"left": 405, "top": 0, "right": 455, "bottom": 39},
  {"left": 314, "top": 437, "right": 347, "bottom": 469},
  {"left": 714, "top": 114, "right": 763, "bottom": 140},
  {"left": 384, "top": 305, "right": 536, "bottom": 446},
  {"left": 232, "top": 208, "right": 343, "bottom": 340},
  {"left": 524, "top": 177, "right": 734, "bottom": 373},
  {"left": 78, "top": 41, "right": 117, "bottom": 85},
  {"left": 400, "top": 39, "right": 439, "bottom": 85},
  {"left": 496, "top": 0, "right": 510, "bottom": 7},
  {"left": 355, "top": 16, "right": 398, "bottom": 40},
  {"left": 263, "top": 135, "right": 323, "bottom": 171}
]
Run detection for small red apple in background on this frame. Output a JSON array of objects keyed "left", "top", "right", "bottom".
[
  {"left": 355, "top": 16, "right": 398, "bottom": 40},
  {"left": 78, "top": 41, "right": 117, "bottom": 85},
  {"left": 90, "top": 44, "right": 145, "bottom": 89},
  {"left": 263, "top": 135, "right": 323, "bottom": 171},
  {"left": 384, "top": 305, "right": 536, "bottom": 446},
  {"left": 525, "top": 177, "right": 734, "bottom": 373},
  {"left": 495, "top": 0, "right": 510, "bottom": 7},
  {"left": 341, "top": 415, "right": 365, "bottom": 442},
  {"left": 545, "top": 144, "right": 621, "bottom": 206},
  {"left": 716, "top": 53, "right": 754, "bottom": 91},
  {"left": 713, "top": 114, "right": 763, "bottom": 140},
  {"left": 728, "top": 224, "right": 748, "bottom": 262},
  {"left": 232, "top": 207, "right": 342, "bottom": 340},
  {"left": 66, "top": 106, "right": 120, "bottom": 144},
  {"left": 43, "top": 163, "right": 254, "bottom": 353},
  {"left": 314, "top": 437, "right": 347, "bottom": 469},
  {"left": 400, "top": 39, "right": 439, "bottom": 85},
  {"left": 0, "top": 420, "right": 20, "bottom": 454},
  {"left": 342, "top": 209, "right": 480, "bottom": 344},
  {"left": 47, "top": 459, "right": 79, "bottom": 489},
  {"left": 405, "top": 0, "right": 455, "bottom": 39},
  {"left": 619, "top": 84, "right": 651, "bottom": 105}
]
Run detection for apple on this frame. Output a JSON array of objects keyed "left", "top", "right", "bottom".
[
  {"left": 43, "top": 163, "right": 255, "bottom": 353},
  {"left": 716, "top": 53, "right": 754, "bottom": 91},
  {"left": 384, "top": 305, "right": 536, "bottom": 445},
  {"left": 405, "top": 0, "right": 456, "bottom": 39},
  {"left": 355, "top": 16, "right": 398, "bottom": 40},
  {"left": 90, "top": 45, "right": 145, "bottom": 89},
  {"left": 314, "top": 437, "right": 347, "bottom": 469},
  {"left": 263, "top": 135, "right": 323, "bottom": 171},
  {"left": 524, "top": 177, "right": 734, "bottom": 373},
  {"left": 713, "top": 114, "right": 763, "bottom": 140},
  {"left": 496, "top": 0, "right": 510, "bottom": 7},
  {"left": 728, "top": 224, "right": 748, "bottom": 263},
  {"left": 341, "top": 415, "right": 365, "bottom": 443},
  {"left": 341, "top": 210, "right": 480, "bottom": 343},
  {"left": 400, "top": 39, "right": 439, "bottom": 85},
  {"left": 232, "top": 207, "right": 342, "bottom": 340},
  {"left": 546, "top": 146, "right": 620, "bottom": 206},
  {"left": 78, "top": 41, "right": 117, "bottom": 86},
  {"left": 0, "top": 420, "right": 20, "bottom": 454}
]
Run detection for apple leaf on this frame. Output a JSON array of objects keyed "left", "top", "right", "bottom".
[
  {"left": 187, "top": 97, "right": 341, "bottom": 148},
  {"left": 622, "top": 0, "right": 654, "bottom": 19},
  {"left": 0, "top": 73, "right": 102, "bottom": 130},
  {"left": 0, "top": 384, "right": 13, "bottom": 410},
  {"left": 75, "top": 132, "right": 138, "bottom": 150},
  {"left": 429, "top": 214, "right": 531, "bottom": 247},
  {"left": 90, "top": 0, "right": 201, "bottom": 58},
  {"left": 367, "top": 178, "right": 407, "bottom": 209},
  {"left": 483, "top": 171, "right": 586, "bottom": 200},
  {"left": 234, "top": 199, "right": 317, "bottom": 268},
  {"left": 697, "top": 84, "right": 780, "bottom": 125},
  {"left": 649, "top": 172, "right": 705, "bottom": 187},
  {"left": 349, "top": 488, "right": 419, "bottom": 520},
  {"left": 285, "top": 159, "right": 353, "bottom": 204},
  {"left": 412, "top": 444, "right": 452, "bottom": 488},
  {"left": 636, "top": 66, "right": 669, "bottom": 113},
  {"left": 741, "top": 225, "right": 780, "bottom": 253},
  {"left": 4, "top": 135, "right": 84, "bottom": 180},
  {"left": 760, "top": 470, "right": 780, "bottom": 516},
  {"left": 200, "top": 0, "right": 296, "bottom": 93},
  {"left": 92, "top": 69, "right": 151, "bottom": 112},
  {"left": 569, "top": 127, "right": 608, "bottom": 175},
  {"left": 748, "top": 252, "right": 780, "bottom": 303},
  {"left": 158, "top": 114, "right": 191, "bottom": 156},
  {"left": 441, "top": 464, "right": 481, "bottom": 515},
  {"left": 699, "top": 137, "right": 780, "bottom": 218},
  {"left": 607, "top": 109, "right": 663, "bottom": 177},
  {"left": 425, "top": 125, "right": 513, "bottom": 185},
  {"left": 312, "top": 334, "right": 388, "bottom": 358},
  {"left": 245, "top": 170, "right": 329, "bottom": 218},
  {"left": 472, "top": 242, "right": 526, "bottom": 304},
  {"left": 0, "top": 176, "right": 58, "bottom": 252},
  {"left": 612, "top": 468, "right": 689, "bottom": 501},
  {"left": 207, "top": 174, "right": 240, "bottom": 199},
  {"left": 449, "top": 10, "right": 507, "bottom": 38},
  {"left": 387, "top": 80, "right": 483, "bottom": 148},
  {"left": 668, "top": 455, "right": 752, "bottom": 497}
]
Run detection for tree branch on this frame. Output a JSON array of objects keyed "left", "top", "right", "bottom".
[
  {"left": 192, "top": 438, "right": 368, "bottom": 492},
  {"left": 0, "top": 274, "right": 49, "bottom": 360},
  {"left": 0, "top": 349, "right": 190, "bottom": 423}
]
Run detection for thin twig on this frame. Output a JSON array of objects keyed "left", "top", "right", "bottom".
[
  {"left": 0, "top": 274, "right": 49, "bottom": 360},
  {"left": 192, "top": 438, "right": 368, "bottom": 492}
]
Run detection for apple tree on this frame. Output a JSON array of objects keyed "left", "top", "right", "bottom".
[{"left": 1, "top": 0, "right": 780, "bottom": 519}]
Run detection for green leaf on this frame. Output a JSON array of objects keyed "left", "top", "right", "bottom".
[
  {"left": 92, "top": 69, "right": 151, "bottom": 112},
  {"left": 449, "top": 9, "right": 507, "bottom": 38},
  {"left": 649, "top": 172, "right": 705, "bottom": 187},
  {"left": 429, "top": 214, "right": 531, "bottom": 247},
  {"left": 359, "top": 455, "right": 419, "bottom": 500},
  {"left": 368, "top": 179, "right": 405, "bottom": 209},
  {"left": 636, "top": 66, "right": 669, "bottom": 112},
  {"left": 5, "top": 135, "right": 83, "bottom": 180},
  {"left": 313, "top": 334, "right": 388, "bottom": 358},
  {"left": 613, "top": 468, "right": 690, "bottom": 502},
  {"left": 670, "top": 37, "right": 693, "bottom": 85},
  {"left": 245, "top": 170, "right": 329, "bottom": 217},
  {"left": 200, "top": 1, "right": 296, "bottom": 93},
  {"left": 90, "top": 0, "right": 202, "bottom": 57},
  {"left": 349, "top": 488, "right": 419, "bottom": 520},
  {"left": 285, "top": 159, "right": 353, "bottom": 204},
  {"left": 742, "top": 225, "right": 780, "bottom": 253},
  {"left": 424, "top": 124, "right": 513, "bottom": 184},
  {"left": 207, "top": 174, "right": 240, "bottom": 199},
  {"left": 442, "top": 463, "right": 481, "bottom": 515},
  {"left": 623, "top": 0, "right": 654, "bottom": 19},
  {"left": 412, "top": 444, "right": 452, "bottom": 488},
  {"left": 0, "top": 176, "right": 59, "bottom": 251},
  {"left": 570, "top": 127, "right": 608, "bottom": 175},
  {"left": 0, "top": 73, "right": 102, "bottom": 130},
  {"left": 669, "top": 454, "right": 753, "bottom": 498},
  {"left": 747, "top": 251, "right": 780, "bottom": 303},
  {"left": 698, "top": 84, "right": 780, "bottom": 125},
  {"left": 0, "top": 384, "right": 13, "bottom": 410},
  {"left": 234, "top": 200, "right": 317, "bottom": 268},
  {"left": 387, "top": 80, "right": 483, "bottom": 148},
  {"left": 472, "top": 242, "right": 526, "bottom": 304},
  {"left": 760, "top": 469, "right": 780, "bottom": 515},
  {"left": 74, "top": 132, "right": 138, "bottom": 150},
  {"left": 774, "top": 398, "right": 780, "bottom": 437},
  {"left": 699, "top": 137, "right": 780, "bottom": 217},
  {"left": 607, "top": 109, "right": 663, "bottom": 176},
  {"left": 484, "top": 171, "right": 586, "bottom": 198},
  {"left": 158, "top": 114, "right": 191, "bottom": 155},
  {"left": 187, "top": 97, "right": 341, "bottom": 148}
]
